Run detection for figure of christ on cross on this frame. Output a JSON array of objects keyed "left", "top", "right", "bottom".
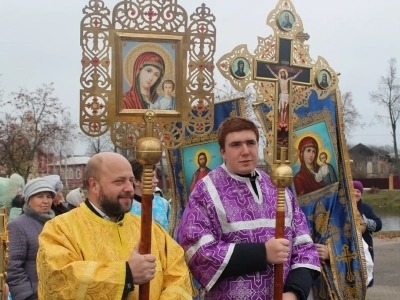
[
  {"left": 255, "top": 38, "right": 311, "bottom": 150},
  {"left": 266, "top": 64, "right": 302, "bottom": 129}
]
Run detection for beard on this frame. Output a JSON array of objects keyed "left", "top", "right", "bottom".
[{"left": 98, "top": 186, "right": 133, "bottom": 218}]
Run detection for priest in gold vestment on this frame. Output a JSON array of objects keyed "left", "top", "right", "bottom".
[{"left": 36, "top": 152, "right": 195, "bottom": 299}]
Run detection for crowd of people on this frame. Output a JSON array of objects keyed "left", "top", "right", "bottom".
[{"left": 0, "top": 117, "right": 383, "bottom": 300}]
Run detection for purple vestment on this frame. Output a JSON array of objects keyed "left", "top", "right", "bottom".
[{"left": 178, "top": 165, "right": 320, "bottom": 299}]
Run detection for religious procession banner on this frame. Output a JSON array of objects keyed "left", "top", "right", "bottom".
[
  {"left": 254, "top": 92, "right": 366, "bottom": 299},
  {"left": 167, "top": 98, "right": 245, "bottom": 238},
  {"left": 79, "top": 1, "right": 217, "bottom": 298},
  {"left": 216, "top": 1, "right": 367, "bottom": 299}
]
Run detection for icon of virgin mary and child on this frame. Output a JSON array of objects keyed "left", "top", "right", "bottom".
[
  {"left": 293, "top": 136, "right": 338, "bottom": 196},
  {"left": 123, "top": 52, "right": 175, "bottom": 110}
]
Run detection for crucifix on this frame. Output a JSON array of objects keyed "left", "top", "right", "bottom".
[{"left": 255, "top": 38, "right": 311, "bottom": 154}]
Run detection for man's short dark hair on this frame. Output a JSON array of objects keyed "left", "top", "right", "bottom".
[
  {"left": 129, "top": 160, "right": 156, "bottom": 182},
  {"left": 217, "top": 117, "right": 259, "bottom": 149}
]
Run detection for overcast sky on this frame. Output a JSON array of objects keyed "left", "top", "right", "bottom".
[{"left": 1, "top": 0, "right": 400, "bottom": 154}]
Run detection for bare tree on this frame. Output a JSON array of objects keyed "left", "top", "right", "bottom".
[
  {"left": 80, "top": 131, "right": 116, "bottom": 156},
  {"left": 0, "top": 74, "right": 3, "bottom": 102},
  {"left": 341, "top": 91, "right": 364, "bottom": 137},
  {"left": 370, "top": 58, "right": 400, "bottom": 174},
  {"left": 368, "top": 145, "right": 394, "bottom": 157},
  {"left": 213, "top": 80, "right": 243, "bottom": 102},
  {"left": 0, "top": 83, "right": 77, "bottom": 180},
  {"left": 52, "top": 111, "right": 77, "bottom": 188}
]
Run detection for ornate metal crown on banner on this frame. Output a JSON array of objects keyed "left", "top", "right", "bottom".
[{"left": 80, "top": 0, "right": 216, "bottom": 150}]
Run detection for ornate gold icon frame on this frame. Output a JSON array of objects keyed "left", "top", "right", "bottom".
[
  {"left": 80, "top": 0, "right": 216, "bottom": 150},
  {"left": 114, "top": 32, "right": 185, "bottom": 117}
]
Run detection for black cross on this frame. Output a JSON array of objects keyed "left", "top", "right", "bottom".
[{"left": 255, "top": 38, "right": 311, "bottom": 84}]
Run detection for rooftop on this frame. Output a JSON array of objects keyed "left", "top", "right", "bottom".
[{"left": 49, "top": 156, "right": 91, "bottom": 166}]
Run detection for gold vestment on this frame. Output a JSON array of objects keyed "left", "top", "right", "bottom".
[{"left": 37, "top": 203, "right": 195, "bottom": 299}]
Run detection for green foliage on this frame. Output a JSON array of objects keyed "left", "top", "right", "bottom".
[{"left": 362, "top": 190, "right": 400, "bottom": 207}]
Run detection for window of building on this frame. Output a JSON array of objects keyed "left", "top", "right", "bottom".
[
  {"left": 60, "top": 170, "right": 64, "bottom": 179},
  {"left": 69, "top": 168, "right": 74, "bottom": 179},
  {"left": 76, "top": 168, "right": 81, "bottom": 179}
]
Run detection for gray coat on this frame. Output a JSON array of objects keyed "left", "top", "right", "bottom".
[{"left": 6, "top": 204, "right": 55, "bottom": 300}]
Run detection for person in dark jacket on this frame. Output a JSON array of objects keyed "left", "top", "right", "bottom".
[
  {"left": 353, "top": 180, "right": 382, "bottom": 287},
  {"left": 6, "top": 177, "right": 56, "bottom": 300}
]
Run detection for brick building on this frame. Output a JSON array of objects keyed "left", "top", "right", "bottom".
[{"left": 48, "top": 156, "right": 91, "bottom": 189}]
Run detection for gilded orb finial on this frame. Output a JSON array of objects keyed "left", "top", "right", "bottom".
[
  {"left": 271, "top": 164, "right": 293, "bottom": 188},
  {"left": 135, "top": 137, "right": 162, "bottom": 165}
]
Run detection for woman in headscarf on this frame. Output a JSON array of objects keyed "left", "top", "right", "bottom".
[
  {"left": 65, "top": 188, "right": 85, "bottom": 211},
  {"left": 43, "top": 175, "right": 68, "bottom": 216},
  {"left": 293, "top": 136, "right": 324, "bottom": 196},
  {"left": 6, "top": 178, "right": 56, "bottom": 300},
  {"left": 123, "top": 52, "right": 165, "bottom": 109}
]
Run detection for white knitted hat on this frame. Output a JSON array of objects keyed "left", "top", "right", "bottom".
[{"left": 23, "top": 178, "right": 56, "bottom": 203}]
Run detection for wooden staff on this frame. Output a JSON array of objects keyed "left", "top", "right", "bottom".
[
  {"left": 136, "top": 116, "right": 162, "bottom": 300},
  {"left": 271, "top": 148, "right": 293, "bottom": 300},
  {"left": 274, "top": 186, "right": 286, "bottom": 300},
  {"left": 139, "top": 165, "right": 154, "bottom": 300}
]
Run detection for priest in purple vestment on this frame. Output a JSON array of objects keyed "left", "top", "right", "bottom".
[{"left": 178, "top": 117, "right": 320, "bottom": 300}]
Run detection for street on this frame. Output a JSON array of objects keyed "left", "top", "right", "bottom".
[{"left": 366, "top": 237, "right": 400, "bottom": 299}]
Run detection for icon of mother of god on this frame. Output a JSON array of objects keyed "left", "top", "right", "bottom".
[{"left": 123, "top": 52, "right": 166, "bottom": 109}]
